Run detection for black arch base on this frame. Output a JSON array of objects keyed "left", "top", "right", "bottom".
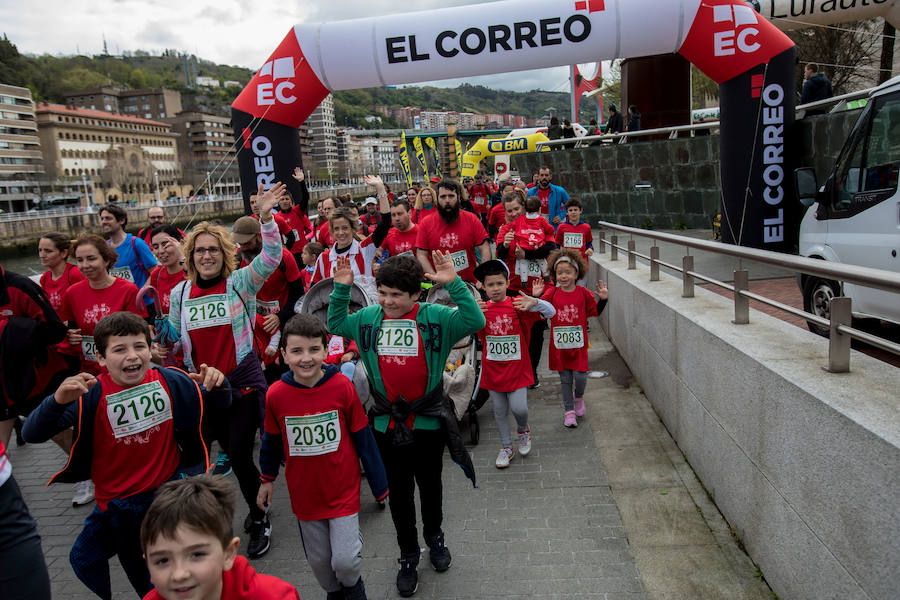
[
  {"left": 232, "top": 108, "right": 305, "bottom": 215},
  {"left": 719, "top": 46, "right": 798, "bottom": 251}
]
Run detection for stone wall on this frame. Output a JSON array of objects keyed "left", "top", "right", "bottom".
[
  {"left": 593, "top": 252, "right": 900, "bottom": 600},
  {"left": 513, "top": 109, "right": 863, "bottom": 229}
]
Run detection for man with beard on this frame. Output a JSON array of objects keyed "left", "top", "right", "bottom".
[
  {"left": 525, "top": 166, "right": 570, "bottom": 227},
  {"left": 272, "top": 167, "right": 314, "bottom": 269},
  {"left": 315, "top": 197, "right": 337, "bottom": 247},
  {"left": 378, "top": 199, "right": 418, "bottom": 258},
  {"left": 233, "top": 217, "right": 304, "bottom": 383},
  {"left": 415, "top": 180, "right": 490, "bottom": 284}
]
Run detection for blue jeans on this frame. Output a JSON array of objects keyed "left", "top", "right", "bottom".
[{"left": 70, "top": 492, "right": 155, "bottom": 600}]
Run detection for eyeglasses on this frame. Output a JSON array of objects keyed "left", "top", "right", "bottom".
[{"left": 193, "top": 246, "right": 221, "bottom": 256}]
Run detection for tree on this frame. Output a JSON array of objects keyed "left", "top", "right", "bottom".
[
  {"left": 788, "top": 20, "right": 882, "bottom": 95},
  {"left": 691, "top": 65, "right": 719, "bottom": 109},
  {"left": 60, "top": 67, "right": 108, "bottom": 92}
]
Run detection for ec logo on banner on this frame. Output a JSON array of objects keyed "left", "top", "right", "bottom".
[
  {"left": 257, "top": 57, "right": 297, "bottom": 106},
  {"left": 712, "top": 3, "right": 761, "bottom": 57}
]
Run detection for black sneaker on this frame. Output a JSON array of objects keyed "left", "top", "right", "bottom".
[
  {"left": 14, "top": 417, "right": 25, "bottom": 446},
  {"left": 210, "top": 452, "right": 232, "bottom": 476},
  {"left": 425, "top": 532, "right": 452, "bottom": 572},
  {"left": 528, "top": 380, "right": 541, "bottom": 390},
  {"left": 246, "top": 515, "right": 271, "bottom": 558},
  {"left": 396, "top": 551, "right": 419, "bottom": 597}
]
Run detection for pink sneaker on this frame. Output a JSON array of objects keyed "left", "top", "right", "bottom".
[
  {"left": 574, "top": 397, "right": 585, "bottom": 417},
  {"left": 564, "top": 411, "right": 578, "bottom": 428}
]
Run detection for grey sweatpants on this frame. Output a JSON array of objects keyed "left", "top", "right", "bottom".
[
  {"left": 489, "top": 388, "right": 529, "bottom": 447},
  {"left": 559, "top": 369, "right": 588, "bottom": 412},
  {"left": 298, "top": 513, "right": 363, "bottom": 592}
]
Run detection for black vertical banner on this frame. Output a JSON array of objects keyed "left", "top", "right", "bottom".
[
  {"left": 718, "top": 46, "right": 798, "bottom": 251},
  {"left": 232, "top": 108, "right": 304, "bottom": 215}
]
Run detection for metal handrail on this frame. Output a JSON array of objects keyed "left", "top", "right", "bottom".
[
  {"left": 596, "top": 221, "right": 900, "bottom": 372},
  {"left": 537, "top": 121, "right": 720, "bottom": 147}
]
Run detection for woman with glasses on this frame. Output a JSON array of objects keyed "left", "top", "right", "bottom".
[{"left": 168, "top": 182, "right": 288, "bottom": 560}]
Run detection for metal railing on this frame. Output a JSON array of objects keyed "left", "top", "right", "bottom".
[
  {"left": 537, "top": 121, "right": 720, "bottom": 148},
  {"left": 594, "top": 220, "right": 900, "bottom": 373}
]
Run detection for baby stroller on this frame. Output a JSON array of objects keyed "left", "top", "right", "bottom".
[
  {"left": 425, "top": 282, "right": 488, "bottom": 445},
  {"left": 297, "top": 278, "right": 374, "bottom": 410}
]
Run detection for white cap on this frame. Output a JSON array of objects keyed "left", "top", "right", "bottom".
[{"left": 363, "top": 197, "right": 377, "bottom": 206}]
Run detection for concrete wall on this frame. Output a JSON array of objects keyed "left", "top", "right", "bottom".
[
  {"left": 512, "top": 110, "right": 863, "bottom": 230},
  {"left": 592, "top": 253, "right": 900, "bottom": 600}
]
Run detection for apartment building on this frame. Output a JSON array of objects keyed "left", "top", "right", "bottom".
[
  {"left": 66, "top": 87, "right": 183, "bottom": 121},
  {"left": 307, "top": 94, "right": 338, "bottom": 176},
  {"left": 166, "top": 110, "right": 239, "bottom": 196},
  {"left": 0, "top": 83, "right": 45, "bottom": 213}
]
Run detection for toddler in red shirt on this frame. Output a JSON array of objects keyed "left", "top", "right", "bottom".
[
  {"left": 540, "top": 250, "right": 609, "bottom": 428},
  {"left": 510, "top": 196, "right": 555, "bottom": 282},
  {"left": 142, "top": 476, "right": 300, "bottom": 600},
  {"left": 257, "top": 314, "right": 388, "bottom": 600},
  {"left": 473, "top": 260, "right": 555, "bottom": 469}
]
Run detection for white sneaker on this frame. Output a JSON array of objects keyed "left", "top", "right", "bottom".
[
  {"left": 517, "top": 429, "right": 532, "bottom": 456},
  {"left": 495, "top": 446, "right": 514, "bottom": 469},
  {"left": 72, "top": 480, "right": 94, "bottom": 506}
]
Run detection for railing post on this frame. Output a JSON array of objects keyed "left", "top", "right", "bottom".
[
  {"left": 610, "top": 235, "right": 618, "bottom": 261},
  {"left": 733, "top": 269, "right": 749, "bottom": 324},
  {"left": 827, "top": 297, "right": 852, "bottom": 373},
  {"left": 682, "top": 255, "right": 694, "bottom": 298},
  {"left": 597, "top": 231, "right": 605, "bottom": 253},
  {"left": 627, "top": 240, "right": 636, "bottom": 269},
  {"left": 650, "top": 246, "right": 659, "bottom": 281}
]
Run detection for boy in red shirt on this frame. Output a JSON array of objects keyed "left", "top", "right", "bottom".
[
  {"left": 22, "top": 311, "right": 226, "bottom": 600},
  {"left": 141, "top": 476, "right": 300, "bottom": 600},
  {"left": 257, "top": 314, "right": 387, "bottom": 600},
  {"left": 554, "top": 198, "right": 594, "bottom": 261},
  {"left": 473, "top": 260, "right": 555, "bottom": 469}
]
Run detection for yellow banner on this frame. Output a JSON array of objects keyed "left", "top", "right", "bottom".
[
  {"left": 424, "top": 137, "right": 442, "bottom": 179},
  {"left": 454, "top": 139, "right": 463, "bottom": 173},
  {"left": 412, "top": 136, "right": 430, "bottom": 180},
  {"left": 398, "top": 132, "right": 413, "bottom": 188},
  {"left": 458, "top": 132, "right": 550, "bottom": 178}
]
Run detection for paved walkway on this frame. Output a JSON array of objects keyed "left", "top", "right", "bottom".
[{"left": 10, "top": 324, "right": 770, "bottom": 599}]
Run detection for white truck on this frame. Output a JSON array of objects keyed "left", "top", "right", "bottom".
[{"left": 795, "top": 76, "right": 900, "bottom": 335}]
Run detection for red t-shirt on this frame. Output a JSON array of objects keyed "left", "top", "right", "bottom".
[
  {"left": 413, "top": 205, "right": 436, "bottom": 224},
  {"left": 488, "top": 203, "right": 506, "bottom": 231},
  {"left": 149, "top": 266, "right": 187, "bottom": 317},
  {"left": 58, "top": 278, "right": 145, "bottom": 373},
  {"left": 378, "top": 304, "right": 427, "bottom": 429},
  {"left": 278, "top": 206, "right": 312, "bottom": 254},
  {"left": 512, "top": 214, "right": 554, "bottom": 251},
  {"left": 467, "top": 184, "right": 491, "bottom": 214},
  {"left": 325, "top": 335, "right": 358, "bottom": 364},
  {"left": 241, "top": 248, "right": 301, "bottom": 363},
  {"left": 299, "top": 266, "right": 314, "bottom": 293},
  {"left": 542, "top": 284, "right": 599, "bottom": 372},
  {"left": 538, "top": 187, "right": 551, "bottom": 217},
  {"left": 476, "top": 297, "right": 541, "bottom": 392},
  {"left": 185, "top": 279, "right": 236, "bottom": 375},
  {"left": 40, "top": 263, "right": 85, "bottom": 312},
  {"left": 264, "top": 372, "right": 369, "bottom": 520},
  {"left": 415, "top": 211, "right": 488, "bottom": 283},
  {"left": 495, "top": 223, "right": 523, "bottom": 293},
  {"left": 90, "top": 369, "right": 180, "bottom": 511},
  {"left": 143, "top": 555, "right": 300, "bottom": 600},
  {"left": 315, "top": 222, "right": 333, "bottom": 247},
  {"left": 556, "top": 222, "right": 593, "bottom": 258},
  {"left": 381, "top": 225, "right": 419, "bottom": 257}
]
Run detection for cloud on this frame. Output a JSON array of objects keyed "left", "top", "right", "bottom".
[{"left": 5, "top": 0, "right": 572, "bottom": 91}]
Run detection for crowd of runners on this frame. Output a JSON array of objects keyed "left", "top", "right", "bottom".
[{"left": 0, "top": 165, "right": 607, "bottom": 600}]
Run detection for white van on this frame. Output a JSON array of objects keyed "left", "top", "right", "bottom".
[{"left": 795, "top": 76, "right": 900, "bottom": 335}]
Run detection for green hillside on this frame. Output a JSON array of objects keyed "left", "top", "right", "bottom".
[{"left": 0, "top": 36, "right": 600, "bottom": 126}]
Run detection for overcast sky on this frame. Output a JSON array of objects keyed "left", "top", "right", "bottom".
[{"left": 1, "top": 0, "right": 579, "bottom": 93}]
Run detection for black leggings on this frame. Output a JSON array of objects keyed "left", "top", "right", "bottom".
[
  {"left": 0, "top": 476, "right": 51, "bottom": 600},
  {"left": 205, "top": 390, "right": 265, "bottom": 521},
  {"left": 375, "top": 429, "right": 445, "bottom": 555},
  {"left": 528, "top": 320, "right": 547, "bottom": 381}
]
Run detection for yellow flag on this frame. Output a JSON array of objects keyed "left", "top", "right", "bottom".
[
  {"left": 424, "top": 137, "right": 442, "bottom": 179},
  {"left": 454, "top": 139, "right": 463, "bottom": 173},
  {"left": 398, "top": 132, "right": 413, "bottom": 188},
  {"left": 412, "top": 136, "right": 430, "bottom": 180}
]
